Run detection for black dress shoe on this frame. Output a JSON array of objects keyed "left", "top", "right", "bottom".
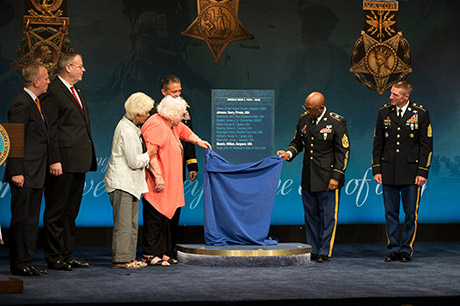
[
  {"left": 316, "top": 255, "right": 329, "bottom": 263},
  {"left": 12, "top": 265, "right": 47, "bottom": 276},
  {"left": 310, "top": 254, "right": 319, "bottom": 261},
  {"left": 384, "top": 251, "right": 401, "bottom": 262},
  {"left": 400, "top": 252, "right": 412, "bottom": 262},
  {"left": 67, "top": 258, "right": 90, "bottom": 268},
  {"left": 48, "top": 260, "right": 72, "bottom": 271},
  {"left": 30, "top": 266, "right": 48, "bottom": 275}
]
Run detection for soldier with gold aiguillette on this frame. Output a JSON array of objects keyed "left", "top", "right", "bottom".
[
  {"left": 372, "top": 80, "right": 433, "bottom": 263},
  {"left": 277, "top": 92, "right": 350, "bottom": 263}
]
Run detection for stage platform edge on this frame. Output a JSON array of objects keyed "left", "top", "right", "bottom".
[{"left": 176, "top": 243, "right": 312, "bottom": 267}]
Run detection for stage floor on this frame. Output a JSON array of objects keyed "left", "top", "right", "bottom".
[{"left": 1, "top": 242, "right": 460, "bottom": 305}]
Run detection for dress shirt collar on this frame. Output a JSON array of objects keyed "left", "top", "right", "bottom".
[
  {"left": 58, "top": 75, "right": 74, "bottom": 91},
  {"left": 396, "top": 101, "right": 410, "bottom": 117},
  {"left": 315, "top": 106, "right": 327, "bottom": 125},
  {"left": 23, "top": 87, "right": 37, "bottom": 101}
]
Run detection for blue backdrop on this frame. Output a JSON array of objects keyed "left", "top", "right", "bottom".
[{"left": 1, "top": 0, "right": 459, "bottom": 227}]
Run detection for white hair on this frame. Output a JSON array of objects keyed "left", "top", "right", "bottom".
[
  {"left": 124, "top": 92, "right": 154, "bottom": 120},
  {"left": 157, "top": 95, "right": 187, "bottom": 121}
]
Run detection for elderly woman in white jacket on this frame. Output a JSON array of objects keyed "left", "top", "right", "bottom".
[{"left": 104, "top": 92, "right": 155, "bottom": 269}]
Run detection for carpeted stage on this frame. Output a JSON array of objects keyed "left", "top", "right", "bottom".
[{"left": 1, "top": 242, "right": 460, "bottom": 306}]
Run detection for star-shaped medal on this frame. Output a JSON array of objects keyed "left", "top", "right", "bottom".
[{"left": 181, "top": 0, "right": 254, "bottom": 64}]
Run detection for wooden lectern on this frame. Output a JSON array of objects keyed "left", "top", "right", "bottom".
[
  {"left": 0, "top": 123, "right": 24, "bottom": 294},
  {"left": 1, "top": 123, "right": 25, "bottom": 158}
]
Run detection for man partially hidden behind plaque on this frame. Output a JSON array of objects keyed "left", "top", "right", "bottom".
[
  {"left": 3, "top": 63, "right": 50, "bottom": 276},
  {"left": 277, "top": 92, "right": 350, "bottom": 263}
]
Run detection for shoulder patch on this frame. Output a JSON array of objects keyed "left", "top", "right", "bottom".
[{"left": 329, "top": 112, "right": 343, "bottom": 121}]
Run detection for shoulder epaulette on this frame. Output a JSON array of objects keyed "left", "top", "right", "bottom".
[
  {"left": 329, "top": 112, "right": 344, "bottom": 121},
  {"left": 379, "top": 103, "right": 392, "bottom": 110},
  {"left": 300, "top": 113, "right": 309, "bottom": 118},
  {"left": 411, "top": 103, "right": 427, "bottom": 112},
  {"left": 186, "top": 104, "right": 191, "bottom": 109}
]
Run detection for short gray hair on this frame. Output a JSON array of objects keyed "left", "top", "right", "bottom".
[
  {"left": 57, "top": 52, "right": 81, "bottom": 73},
  {"left": 157, "top": 95, "right": 187, "bottom": 121},
  {"left": 124, "top": 92, "right": 154, "bottom": 120}
]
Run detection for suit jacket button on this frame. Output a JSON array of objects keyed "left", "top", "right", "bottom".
[
  {"left": 396, "top": 149, "right": 400, "bottom": 153},
  {"left": 310, "top": 156, "right": 313, "bottom": 160}
]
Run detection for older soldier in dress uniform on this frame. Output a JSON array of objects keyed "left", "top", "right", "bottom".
[
  {"left": 278, "top": 92, "right": 350, "bottom": 262},
  {"left": 372, "top": 80, "right": 433, "bottom": 262}
]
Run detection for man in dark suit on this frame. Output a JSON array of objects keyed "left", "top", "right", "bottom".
[
  {"left": 4, "top": 63, "right": 50, "bottom": 276},
  {"left": 372, "top": 80, "right": 433, "bottom": 262},
  {"left": 40, "top": 52, "right": 97, "bottom": 270},
  {"left": 277, "top": 92, "right": 350, "bottom": 262}
]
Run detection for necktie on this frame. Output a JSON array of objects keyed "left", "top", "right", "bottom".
[
  {"left": 398, "top": 109, "right": 402, "bottom": 118},
  {"left": 35, "top": 97, "right": 42, "bottom": 115},
  {"left": 71, "top": 86, "right": 85, "bottom": 115},
  {"left": 140, "top": 134, "right": 147, "bottom": 153}
]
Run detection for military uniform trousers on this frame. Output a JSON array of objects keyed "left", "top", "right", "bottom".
[
  {"left": 301, "top": 188, "right": 340, "bottom": 257},
  {"left": 382, "top": 184, "right": 421, "bottom": 255}
]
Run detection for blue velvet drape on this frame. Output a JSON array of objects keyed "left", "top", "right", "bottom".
[{"left": 203, "top": 149, "right": 283, "bottom": 245}]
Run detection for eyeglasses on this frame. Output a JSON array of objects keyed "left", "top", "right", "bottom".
[
  {"left": 69, "top": 64, "right": 85, "bottom": 69},
  {"left": 302, "top": 105, "right": 324, "bottom": 112}
]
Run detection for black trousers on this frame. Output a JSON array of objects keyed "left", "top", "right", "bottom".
[
  {"left": 43, "top": 172, "right": 85, "bottom": 263},
  {"left": 9, "top": 185, "right": 43, "bottom": 271},
  {"left": 142, "top": 198, "right": 173, "bottom": 258},
  {"left": 170, "top": 207, "right": 181, "bottom": 258}
]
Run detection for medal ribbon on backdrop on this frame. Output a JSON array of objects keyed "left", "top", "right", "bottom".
[
  {"left": 350, "top": 0, "right": 412, "bottom": 95},
  {"left": 11, "top": 0, "right": 73, "bottom": 73}
]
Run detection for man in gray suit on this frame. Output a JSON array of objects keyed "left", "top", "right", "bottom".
[
  {"left": 41, "top": 52, "right": 97, "bottom": 270},
  {"left": 4, "top": 63, "right": 50, "bottom": 276}
]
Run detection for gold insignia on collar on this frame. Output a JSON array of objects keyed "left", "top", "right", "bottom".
[
  {"left": 342, "top": 134, "right": 350, "bottom": 149},
  {"left": 181, "top": 0, "right": 254, "bottom": 64},
  {"left": 427, "top": 124, "right": 432, "bottom": 137}
]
